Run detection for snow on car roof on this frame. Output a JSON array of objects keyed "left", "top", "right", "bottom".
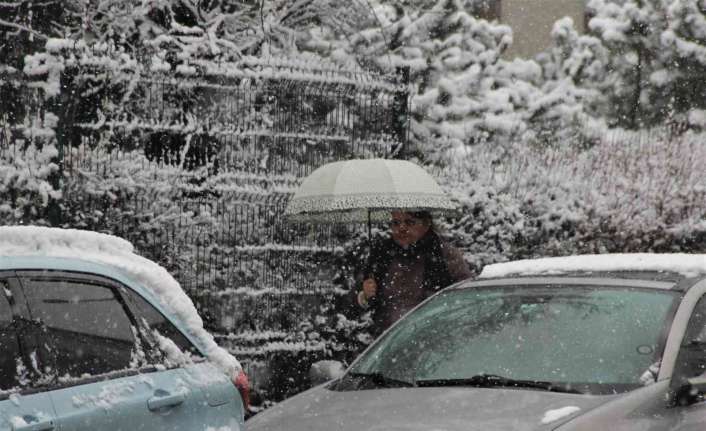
[
  {"left": 0, "top": 225, "right": 239, "bottom": 375},
  {"left": 479, "top": 253, "right": 706, "bottom": 279}
]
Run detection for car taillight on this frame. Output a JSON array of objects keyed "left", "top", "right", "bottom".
[{"left": 233, "top": 369, "right": 250, "bottom": 411}]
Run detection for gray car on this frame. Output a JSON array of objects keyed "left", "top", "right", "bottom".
[{"left": 248, "top": 254, "right": 706, "bottom": 431}]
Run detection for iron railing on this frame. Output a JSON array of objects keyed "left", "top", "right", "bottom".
[{"left": 0, "top": 56, "right": 410, "bottom": 347}]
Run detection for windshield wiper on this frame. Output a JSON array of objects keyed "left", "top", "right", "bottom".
[
  {"left": 415, "top": 374, "right": 583, "bottom": 394},
  {"left": 347, "top": 372, "right": 415, "bottom": 389}
]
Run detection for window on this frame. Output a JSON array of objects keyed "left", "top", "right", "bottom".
[
  {"left": 24, "top": 279, "right": 137, "bottom": 379},
  {"left": 0, "top": 280, "right": 21, "bottom": 390},
  {"left": 121, "top": 287, "right": 202, "bottom": 358},
  {"left": 344, "top": 285, "right": 678, "bottom": 395},
  {"left": 674, "top": 295, "right": 706, "bottom": 379}
]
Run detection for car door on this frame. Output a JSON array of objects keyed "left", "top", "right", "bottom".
[
  {"left": 118, "top": 281, "right": 244, "bottom": 429},
  {"left": 0, "top": 273, "right": 58, "bottom": 431},
  {"left": 16, "top": 271, "right": 216, "bottom": 431},
  {"left": 666, "top": 292, "right": 706, "bottom": 430}
]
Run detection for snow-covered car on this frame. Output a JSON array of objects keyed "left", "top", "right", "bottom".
[
  {"left": 248, "top": 254, "right": 706, "bottom": 431},
  {"left": 0, "top": 226, "right": 248, "bottom": 431}
]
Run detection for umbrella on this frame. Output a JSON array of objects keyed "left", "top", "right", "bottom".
[{"left": 284, "top": 158, "right": 456, "bottom": 235}]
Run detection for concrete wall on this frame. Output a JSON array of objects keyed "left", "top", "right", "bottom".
[{"left": 500, "top": 0, "right": 587, "bottom": 59}]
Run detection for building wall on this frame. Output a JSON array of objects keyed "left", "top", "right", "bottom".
[{"left": 500, "top": 0, "right": 587, "bottom": 59}]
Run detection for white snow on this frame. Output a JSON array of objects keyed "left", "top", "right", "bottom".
[
  {"left": 639, "top": 361, "right": 660, "bottom": 386},
  {"left": 541, "top": 406, "right": 581, "bottom": 424},
  {"left": 0, "top": 225, "right": 240, "bottom": 376},
  {"left": 204, "top": 423, "right": 241, "bottom": 431},
  {"left": 479, "top": 253, "right": 706, "bottom": 279},
  {"left": 71, "top": 380, "right": 137, "bottom": 410},
  {"left": 309, "top": 360, "right": 345, "bottom": 381}
]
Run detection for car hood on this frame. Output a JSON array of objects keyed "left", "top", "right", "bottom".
[{"left": 247, "top": 384, "right": 616, "bottom": 431}]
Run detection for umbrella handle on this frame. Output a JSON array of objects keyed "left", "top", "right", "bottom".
[
  {"left": 367, "top": 209, "right": 372, "bottom": 243},
  {"left": 367, "top": 210, "right": 373, "bottom": 280}
]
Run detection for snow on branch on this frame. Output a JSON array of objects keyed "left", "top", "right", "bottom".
[{"left": 0, "top": 18, "right": 48, "bottom": 41}]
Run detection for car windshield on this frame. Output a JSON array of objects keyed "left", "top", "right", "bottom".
[{"left": 342, "top": 285, "right": 679, "bottom": 395}]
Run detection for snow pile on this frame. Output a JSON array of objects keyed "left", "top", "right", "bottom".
[
  {"left": 0, "top": 225, "right": 240, "bottom": 375},
  {"left": 480, "top": 253, "right": 706, "bottom": 279},
  {"left": 541, "top": 406, "right": 581, "bottom": 424},
  {"left": 309, "top": 360, "right": 345, "bottom": 383}
]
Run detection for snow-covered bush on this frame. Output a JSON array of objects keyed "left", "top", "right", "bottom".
[
  {"left": 0, "top": 142, "right": 61, "bottom": 225},
  {"left": 439, "top": 127, "right": 706, "bottom": 267},
  {"left": 0, "top": 106, "right": 62, "bottom": 226}
]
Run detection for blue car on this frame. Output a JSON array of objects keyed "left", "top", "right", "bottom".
[{"left": 0, "top": 226, "right": 247, "bottom": 431}]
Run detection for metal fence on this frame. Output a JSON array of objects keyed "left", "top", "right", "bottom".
[{"left": 0, "top": 56, "right": 409, "bottom": 370}]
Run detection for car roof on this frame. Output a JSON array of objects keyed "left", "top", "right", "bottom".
[
  {"left": 0, "top": 225, "right": 240, "bottom": 375},
  {"left": 1, "top": 255, "right": 158, "bottom": 297}
]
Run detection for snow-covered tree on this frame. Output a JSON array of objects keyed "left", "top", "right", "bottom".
[
  {"left": 658, "top": 0, "right": 706, "bottom": 127},
  {"left": 332, "top": 0, "right": 550, "bottom": 159},
  {"left": 0, "top": 1, "right": 81, "bottom": 69},
  {"left": 532, "top": 17, "right": 610, "bottom": 145},
  {"left": 586, "top": 0, "right": 668, "bottom": 128},
  {"left": 71, "top": 0, "right": 371, "bottom": 60}
]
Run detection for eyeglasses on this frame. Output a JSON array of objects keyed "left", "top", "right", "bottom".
[{"left": 389, "top": 218, "right": 421, "bottom": 228}]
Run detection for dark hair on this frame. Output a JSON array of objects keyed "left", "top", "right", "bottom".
[
  {"left": 408, "top": 210, "right": 432, "bottom": 222},
  {"left": 398, "top": 210, "right": 436, "bottom": 233}
]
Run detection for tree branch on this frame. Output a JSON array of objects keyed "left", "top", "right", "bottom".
[{"left": 0, "top": 18, "right": 49, "bottom": 40}]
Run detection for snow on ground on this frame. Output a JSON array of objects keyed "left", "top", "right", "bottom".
[
  {"left": 0, "top": 225, "right": 240, "bottom": 375},
  {"left": 541, "top": 406, "right": 581, "bottom": 424},
  {"left": 479, "top": 253, "right": 706, "bottom": 279}
]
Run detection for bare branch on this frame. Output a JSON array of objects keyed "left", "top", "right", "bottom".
[{"left": 0, "top": 18, "right": 49, "bottom": 40}]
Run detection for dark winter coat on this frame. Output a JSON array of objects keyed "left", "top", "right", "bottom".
[{"left": 361, "top": 230, "right": 472, "bottom": 335}]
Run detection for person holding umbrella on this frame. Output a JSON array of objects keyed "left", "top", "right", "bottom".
[
  {"left": 356, "top": 210, "right": 471, "bottom": 335},
  {"left": 284, "top": 158, "right": 470, "bottom": 334}
]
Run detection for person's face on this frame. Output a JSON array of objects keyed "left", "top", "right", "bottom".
[{"left": 390, "top": 211, "right": 430, "bottom": 248}]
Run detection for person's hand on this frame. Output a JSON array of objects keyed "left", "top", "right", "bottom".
[{"left": 362, "top": 278, "right": 377, "bottom": 300}]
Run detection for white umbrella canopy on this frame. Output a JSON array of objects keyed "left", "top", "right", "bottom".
[{"left": 284, "top": 158, "right": 456, "bottom": 223}]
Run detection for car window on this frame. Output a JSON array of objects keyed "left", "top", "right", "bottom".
[
  {"left": 674, "top": 295, "right": 706, "bottom": 379},
  {"left": 0, "top": 280, "right": 21, "bottom": 391},
  {"left": 23, "top": 279, "right": 138, "bottom": 379},
  {"left": 347, "top": 285, "right": 678, "bottom": 394},
  {"left": 120, "top": 287, "right": 202, "bottom": 358}
]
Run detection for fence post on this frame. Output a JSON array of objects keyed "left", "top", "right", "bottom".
[{"left": 391, "top": 66, "right": 410, "bottom": 158}]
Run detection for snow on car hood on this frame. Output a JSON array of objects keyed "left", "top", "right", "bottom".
[
  {"left": 0, "top": 225, "right": 240, "bottom": 375},
  {"left": 246, "top": 384, "right": 612, "bottom": 431}
]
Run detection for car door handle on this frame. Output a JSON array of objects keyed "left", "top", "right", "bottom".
[
  {"left": 147, "top": 390, "right": 187, "bottom": 411},
  {"left": 12, "top": 418, "right": 54, "bottom": 431}
]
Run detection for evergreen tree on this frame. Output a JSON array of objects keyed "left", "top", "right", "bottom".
[
  {"left": 337, "top": 0, "right": 548, "bottom": 160},
  {"left": 586, "top": 0, "right": 667, "bottom": 128},
  {"left": 659, "top": 0, "right": 706, "bottom": 126},
  {"left": 533, "top": 17, "right": 610, "bottom": 145}
]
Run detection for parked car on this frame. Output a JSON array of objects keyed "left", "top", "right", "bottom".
[
  {"left": 248, "top": 253, "right": 706, "bottom": 431},
  {"left": 0, "top": 226, "right": 248, "bottom": 431}
]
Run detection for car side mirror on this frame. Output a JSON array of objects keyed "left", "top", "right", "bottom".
[
  {"left": 674, "top": 375, "right": 706, "bottom": 406},
  {"left": 309, "top": 360, "right": 345, "bottom": 386}
]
